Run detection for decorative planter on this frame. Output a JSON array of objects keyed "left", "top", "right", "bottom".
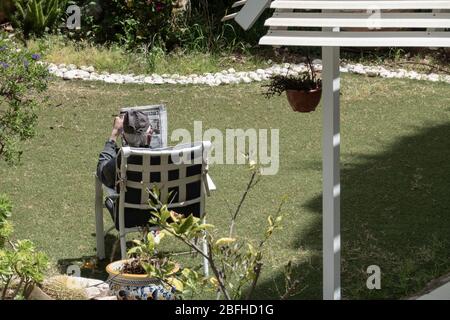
[
  {"left": 106, "top": 259, "right": 177, "bottom": 300},
  {"left": 286, "top": 88, "right": 322, "bottom": 113}
]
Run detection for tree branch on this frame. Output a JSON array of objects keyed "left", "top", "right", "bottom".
[
  {"left": 245, "top": 262, "right": 262, "bottom": 300},
  {"left": 229, "top": 171, "right": 258, "bottom": 237},
  {"left": 1, "top": 276, "right": 12, "bottom": 300},
  {"left": 156, "top": 224, "right": 231, "bottom": 300}
]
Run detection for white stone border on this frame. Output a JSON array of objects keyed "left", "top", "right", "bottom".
[{"left": 43, "top": 60, "right": 450, "bottom": 86}]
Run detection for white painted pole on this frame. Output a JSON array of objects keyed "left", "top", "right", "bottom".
[{"left": 322, "top": 45, "right": 341, "bottom": 300}]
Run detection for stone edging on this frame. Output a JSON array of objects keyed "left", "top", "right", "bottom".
[
  {"left": 42, "top": 60, "right": 450, "bottom": 86},
  {"left": 407, "top": 272, "right": 450, "bottom": 300}
]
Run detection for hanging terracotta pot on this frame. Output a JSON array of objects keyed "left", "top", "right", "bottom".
[{"left": 286, "top": 88, "right": 322, "bottom": 113}]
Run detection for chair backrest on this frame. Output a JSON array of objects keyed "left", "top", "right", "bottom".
[{"left": 115, "top": 141, "right": 211, "bottom": 230}]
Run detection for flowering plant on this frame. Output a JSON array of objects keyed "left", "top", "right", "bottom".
[
  {"left": 0, "top": 194, "right": 49, "bottom": 300},
  {"left": 0, "top": 34, "right": 50, "bottom": 164}
]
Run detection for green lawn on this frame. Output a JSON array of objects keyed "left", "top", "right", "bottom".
[{"left": 1, "top": 75, "right": 450, "bottom": 299}]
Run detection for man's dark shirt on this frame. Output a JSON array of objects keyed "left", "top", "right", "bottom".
[{"left": 97, "top": 139, "right": 119, "bottom": 189}]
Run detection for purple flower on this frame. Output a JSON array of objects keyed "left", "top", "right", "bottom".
[
  {"left": 0, "top": 62, "right": 9, "bottom": 68},
  {"left": 0, "top": 46, "right": 6, "bottom": 52},
  {"left": 23, "top": 59, "right": 29, "bottom": 68},
  {"left": 155, "top": 2, "right": 164, "bottom": 11},
  {"left": 31, "top": 54, "right": 41, "bottom": 61}
]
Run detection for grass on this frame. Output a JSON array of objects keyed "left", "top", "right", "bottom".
[
  {"left": 1, "top": 74, "right": 450, "bottom": 299},
  {"left": 26, "top": 36, "right": 270, "bottom": 75}
]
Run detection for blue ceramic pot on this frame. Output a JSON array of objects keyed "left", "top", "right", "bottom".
[{"left": 106, "top": 259, "right": 177, "bottom": 300}]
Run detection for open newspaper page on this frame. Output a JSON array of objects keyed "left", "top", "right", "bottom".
[{"left": 120, "top": 105, "right": 168, "bottom": 149}]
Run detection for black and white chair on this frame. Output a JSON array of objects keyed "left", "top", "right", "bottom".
[{"left": 95, "top": 141, "right": 215, "bottom": 274}]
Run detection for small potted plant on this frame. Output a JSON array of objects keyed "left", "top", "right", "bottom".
[
  {"left": 106, "top": 229, "right": 180, "bottom": 300},
  {"left": 264, "top": 58, "right": 322, "bottom": 113}
]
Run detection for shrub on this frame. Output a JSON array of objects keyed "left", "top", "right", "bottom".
[
  {"left": 66, "top": 0, "right": 265, "bottom": 53},
  {"left": 0, "top": 36, "right": 49, "bottom": 300},
  {"left": 68, "top": 0, "right": 183, "bottom": 50},
  {"left": 0, "top": 195, "right": 13, "bottom": 248},
  {"left": 0, "top": 33, "right": 50, "bottom": 165},
  {"left": 11, "top": 0, "right": 67, "bottom": 37},
  {"left": 0, "top": 194, "right": 49, "bottom": 300}
]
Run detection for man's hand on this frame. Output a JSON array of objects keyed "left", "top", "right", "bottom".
[{"left": 110, "top": 116, "right": 124, "bottom": 142}]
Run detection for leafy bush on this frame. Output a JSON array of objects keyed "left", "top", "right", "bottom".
[
  {"left": 68, "top": 0, "right": 182, "bottom": 50},
  {"left": 0, "top": 194, "right": 12, "bottom": 225},
  {"left": 0, "top": 194, "right": 49, "bottom": 300},
  {"left": 0, "top": 195, "right": 13, "bottom": 248},
  {"left": 146, "top": 206, "right": 284, "bottom": 299},
  {"left": 11, "top": 0, "right": 67, "bottom": 37},
  {"left": 0, "top": 240, "right": 49, "bottom": 300},
  {"left": 0, "top": 37, "right": 49, "bottom": 298},
  {"left": 66, "top": 0, "right": 265, "bottom": 53},
  {"left": 0, "top": 33, "right": 50, "bottom": 165}
]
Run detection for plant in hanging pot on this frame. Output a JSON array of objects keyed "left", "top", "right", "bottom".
[{"left": 263, "top": 59, "right": 322, "bottom": 113}]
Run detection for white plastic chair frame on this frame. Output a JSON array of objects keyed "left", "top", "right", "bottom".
[{"left": 95, "top": 141, "right": 215, "bottom": 275}]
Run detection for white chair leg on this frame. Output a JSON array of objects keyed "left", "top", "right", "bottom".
[
  {"left": 95, "top": 176, "right": 105, "bottom": 260},
  {"left": 120, "top": 233, "right": 127, "bottom": 260}
]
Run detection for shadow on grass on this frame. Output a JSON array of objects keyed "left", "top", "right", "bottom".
[
  {"left": 57, "top": 233, "right": 121, "bottom": 281},
  {"left": 251, "top": 123, "right": 450, "bottom": 300}
]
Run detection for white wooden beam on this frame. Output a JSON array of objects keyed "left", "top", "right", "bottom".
[
  {"left": 265, "top": 12, "right": 450, "bottom": 29},
  {"left": 322, "top": 43, "right": 341, "bottom": 301},
  {"left": 232, "top": 0, "right": 247, "bottom": 8},
  {"left": 260, "top": 31, "right": 450, "bottom": 47},
  {"left": 271, "top": 1, "right": 450, "bottom": 10},
  {"left": 222, "top": 12, "right": 239, "bottom": 22},
  {"left": 235, "top": 0, "right": 271, "bottom": 30}
]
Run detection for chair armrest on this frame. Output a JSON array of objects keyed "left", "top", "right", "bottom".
[
  {"left": 204, "top": 173, "right": 216, "bottom": 197},
  {"left": 206, "top": 174, "right": 216, "bottom": 191}
]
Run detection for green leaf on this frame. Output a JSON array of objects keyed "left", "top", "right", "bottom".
[
  {"left": 127, "top": 246, "right": 140, "bottom": 255},
  {"left": 177, "top": 214, "right": 195, "bottom": 234},
  {"left": 167, "top": 277, "right": 184, "bottom": 292},
  {"left": 0, "top": 194, "right": 13, "bottom": 224},
  {"left": 146, "top": 232, "right": 155, "bottom": 251},
  {"left": 215, "top": 237, "right": 236, "bottom": 247},
  {"left": 267, "top": 216, "right": 274, "bottom": 227}
]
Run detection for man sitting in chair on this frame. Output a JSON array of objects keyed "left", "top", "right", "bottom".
[{"left": 97, "top": 110, "right": 153, "bottom": 188}]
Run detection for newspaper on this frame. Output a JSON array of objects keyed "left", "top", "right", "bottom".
[{"left": 120, "top": 105, "right": 168, "bottom": 149}]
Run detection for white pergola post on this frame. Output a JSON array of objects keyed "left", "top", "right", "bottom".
[
  {"left": 322, "top": 45, "right": 341, "bottom": 300},
  {"left": 227, "top": 0, "right": 450, "bottom": 301}
]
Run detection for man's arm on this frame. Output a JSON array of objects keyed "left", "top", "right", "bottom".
[
  {"left": 97, "top": 140, "right": 118, "bottom": 189},
  {"left": 97, "top": 116, "right": 124, "bottom": 189}
]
